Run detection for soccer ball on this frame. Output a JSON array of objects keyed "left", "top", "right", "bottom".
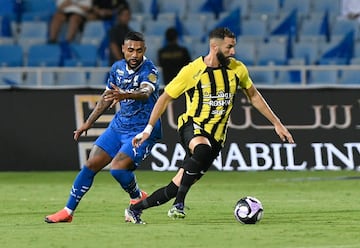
[{"left": 234, "top": 196, "right": 263, "bottom": 224}]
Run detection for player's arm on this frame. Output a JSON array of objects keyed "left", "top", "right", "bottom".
[
  {"left": 242, "top": 85, "right": 294, "bottom": 143},
  {"left": 104, "top": 82, "right": 154, "bottom": 108},
  {"left": 74, "top": 90, "right": 112, "bottom": 141},
  {"left": 132, "top": 91, "right": 174, "bottom": 147}
]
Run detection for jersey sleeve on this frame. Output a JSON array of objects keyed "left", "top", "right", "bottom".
[
  {"left": 139, "top": 61, "right": 158, "bottom": 91},
  {"left": 229, "top": 58, "right": 253, "bottom": 89},
  {"left": 106, "top": 63, "right": 117, "bottom": 90}
]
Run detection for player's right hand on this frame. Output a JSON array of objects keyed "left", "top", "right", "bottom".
[
  {"left": 132, "top": 131, "right": 150, "bottom": 148},
  {"left": 73, "top": 125, "right": 89, "bottom": 141}
]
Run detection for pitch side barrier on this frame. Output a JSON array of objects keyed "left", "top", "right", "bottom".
[{"left": 0, "top": 66, "right": 359, "bottom": 171}]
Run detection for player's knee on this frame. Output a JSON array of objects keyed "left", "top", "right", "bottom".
[
  {"left": 183, "top": 144, "right": 213, "bottom": 173},
  {"left": 192, "top": 144, "right": 213, "bottom": 169}
]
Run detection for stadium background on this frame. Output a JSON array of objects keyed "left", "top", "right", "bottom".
[{"left": 0, "top": 0, "right": 359, "bottom": 171}]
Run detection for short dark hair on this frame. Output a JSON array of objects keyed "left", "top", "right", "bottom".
[
  {"left": 165, "top": 27, "right": 178, "bottom": 42},
  {"left": 124, "top": 31, "right": 145, "bottom": 42},
  {"left": 117, "top": 3, "right": 130, "bottom": 15},
  {"left": 208, "top": 27, "right": 235, "bottom": 40}
]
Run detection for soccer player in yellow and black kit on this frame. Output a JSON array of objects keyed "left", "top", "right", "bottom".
[{"left": 124, "top": 27, "right": 294, "bottom": 224}]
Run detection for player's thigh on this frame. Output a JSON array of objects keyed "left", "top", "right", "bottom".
[
  {"left": 86, "top": 145, "right": 112, "bottom": 172},
  {"left": 114, "top": 135, "right": 156, "bottom": 169}
]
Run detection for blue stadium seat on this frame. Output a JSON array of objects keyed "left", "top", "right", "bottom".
[
  {"left": 308, "top": 70, "right": 338, "bottom": 84},
  {"left": 250, "top": 0, "right": 280, "bottom": 19},
  {"left": 57, "top": 71, "right": 87, "bottom": 85},
  {"left": 249, "top": 70, "right": 275, "bottom": 84},
  {"left": 281, "top": 0, "right": 310, "bottom": 17},
  {"left": 158, "top": 0, "right": 187, "bottom": 19},
  {"left": 223, "top": 0, "right": 249, "bottom": 18},
  {"left": 189, "top": 40, "right": 209, "bottom": 60},
  {"left": 27, "top": 44, "right": 61, "bottom": 66},
  {"left": 235, "top": 42, "right": 256, "bottom": 65},
  {"left": 22, "top": 0, "right": 56, "bottom": 21},
  {"left": 182, "top": 19, "right": 206, "bottom": 40},
  {"left": 257, "top": 42, "right": 287, "bottom": 65},
  {"left": 143, "top": 19, "right": 174, "bottom": 36},
  {"left": 87, "top": 71, "right": 109, "bottom": 86},
  {"left": 312, "top": 0, "right": 341, "bottom": 15},
  {"left": 80, "top": 21, "right": 106, "bottom": 46},
  {"left": 187, "top": 0, "right": 211, "bottom": 13},
  {"left": 238, "top": 19, "right": 267, "bottom": 44},
  {"left": 17, "top": 21, "right": 48, "bottom": 53},
  {"left": 18, "top": 21, "right": 48, "bottom": 40},
  {"left": 0, "top": 44, "right": 23, "bottom": 66},
  {"left": 350, "top": 57, "right": 360, "bottom": 64},
  {"left": 65, "top": 44, "right": 98, "bottom": 67},
  {"left": 277, "top": 70, "right": 302, "bottom": 84},
  {"left": 293, "top": 41, "right": 319, "bottom": 65},
  {"left": 129, "top": 19, "right": 143, "bottom": 32},
  {"left": 299, "top": 19, "right": 327, "bottom": 42},
  {"left": 339, "top": 70, "right": 360, "bottom": 84},
  {"left": 332, "top": 19, "right": 358, "bottom": 40}
]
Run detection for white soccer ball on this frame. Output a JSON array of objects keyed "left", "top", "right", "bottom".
[{"left": 234, "top": 196, "right": 263, "bottom": 224}]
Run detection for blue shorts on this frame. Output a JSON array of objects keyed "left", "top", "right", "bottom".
[{"left": 94, "top": 127, "right": 157, "bottom": 167}]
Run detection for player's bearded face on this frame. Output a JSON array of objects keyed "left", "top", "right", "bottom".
[
  {"left": 216, "top": 50, "right": 230, "bottom": 67},
  {"left": 123, "top": 40, "right": 146, "bottom": 69}
]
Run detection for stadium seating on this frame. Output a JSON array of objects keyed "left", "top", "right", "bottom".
[
  {"left": 249, "top": 0, "right": 280, "bottom": 19},
  {"left": 238, "top": 19, "right": 267, "bottom": 44},
  {"left": 57, "top": 71, "right": 87, "bottom": 86},
  {"left": 292, "top": 41, "right": 319, "bottom": 65},
  {"left": 250, "top": 70, "right": 275, "bottom": 84},
  {"left": 235, "top": 41, "right": 256, "bottom": 65},
  {"left": 80, "top": 21, "right": 106, "bottom": 46},
  {"left": 312, "top": 0, "right": 341, "bottom": 15},
  {"left": 0, "top": 44, "right": 23, "bottom": 66},
  {"left": 281, "top": 0, "right": 311, "bottom": 17},
  {"left": 17, "top": 21, "right": 48, "bottom": 53},
  {"left": 308, "top": 70, "right": 338, "bottom": 84},
  {"left": 65, "top": 44, "right": 99, "bottom": 67},
  {"left": 339, "top": 70, "right": 360, "bottom": 84},
  {"left": 257, "top": 42, "right": 287, "bottom": 65},
  {"left": 87, "top": 71, "right": 109, "bottom": 86},
  {"left": 158, "top": 0, "right": 187, "bottom": 19},
  {"left": 21, "top": 0, "right": 56, "bottom": 21},
  {"left": 0, "top": 0, "right": 359, "bottom": 86},
  {"left": 27, "top": 44, "right": 61, "bottom": 67}
]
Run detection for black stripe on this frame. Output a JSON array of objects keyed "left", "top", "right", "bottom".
[
  {"left": 212, "top": 67, "right": 232, "bottom": 137},
  {"left": 194, "top": 80, "right": 203, "bottom": 117},
  {"left": 202, "top": 68, "right": 217, "bottom": 130}
]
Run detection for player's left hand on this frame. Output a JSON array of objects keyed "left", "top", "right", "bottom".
[
  {"left": 275, "top": 123, "right": 294, "bottom": 143},
  {"left": 104, "top": 83, "right": 127, "bottom": 108}
]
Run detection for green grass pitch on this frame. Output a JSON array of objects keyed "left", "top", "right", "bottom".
[{"left": 1, "top": 170, "right": 360, "bottom": 248}]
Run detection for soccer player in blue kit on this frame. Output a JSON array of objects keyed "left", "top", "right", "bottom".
[{"left": 45, "top": 31, "right": 162, "bottom": 223}]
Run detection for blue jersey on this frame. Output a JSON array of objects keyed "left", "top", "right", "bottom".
[{"left": 106, "top": 58, "right": 162, "bottom": 139}]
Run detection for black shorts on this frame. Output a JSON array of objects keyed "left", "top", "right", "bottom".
[{"left": 178, "top": 118, "right": 222, "bottom": 162}]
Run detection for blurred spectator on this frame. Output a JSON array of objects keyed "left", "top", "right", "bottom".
[
  {"left": 108, "top": 5, "right": 132, "bottom": 65},
  {"left": 48, "top": 0, "right": 92, "bottom": 43},
  {"left": 340, "top": 0, "right": 360, "bottom": 21},
  {"left": 87, "top": 0, "right": 128, "bottom": 21},
  {"left": 158, "top": 27, "right": 191, "bottom": 85}
]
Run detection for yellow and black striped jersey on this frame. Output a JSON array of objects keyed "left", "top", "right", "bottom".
[{"left": 164, "top": 56, "right": 253, "bottom": 145}]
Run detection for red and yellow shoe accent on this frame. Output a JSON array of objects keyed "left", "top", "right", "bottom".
[
  {"left": 45, "top": 209, "right": 73, "bottom": 223},
  {"left": 129, "top": 190, "right": 148, "bottom": 205}
]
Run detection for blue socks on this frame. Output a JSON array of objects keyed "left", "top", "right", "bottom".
[
  {"left": 66, "top": 166, "right": 96, "bottom": 211},
  {"left": 110, "top": 169, "right": 140, "bottom": 199}
]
